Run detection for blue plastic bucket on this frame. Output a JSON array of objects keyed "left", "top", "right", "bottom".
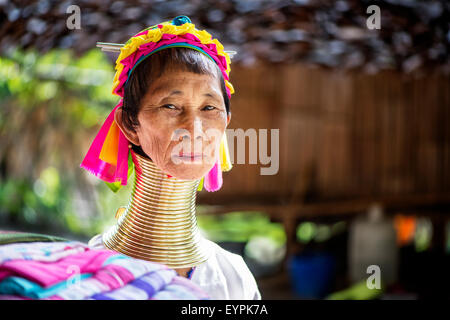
[{"left": 288, "top": 251, "right": 336, "bottom": 299}]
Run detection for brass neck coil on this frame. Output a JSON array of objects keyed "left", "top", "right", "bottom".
[{"left": 102, "top": 151, "right": 210, "bottom": 268}]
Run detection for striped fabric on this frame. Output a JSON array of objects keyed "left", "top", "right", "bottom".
[{"left": 0, "top": 239, "right": 209, "bottom": 300}]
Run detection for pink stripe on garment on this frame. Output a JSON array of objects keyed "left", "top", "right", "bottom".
[{"left": 0, "top": 249, "right": 116, "bottom": 288}]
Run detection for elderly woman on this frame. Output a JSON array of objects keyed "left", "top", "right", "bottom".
[{"left": 82, "top": 16, "right": 261, "bottom": 300}]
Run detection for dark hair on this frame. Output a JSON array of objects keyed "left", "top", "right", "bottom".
[{"left": 122, "top": 47, "right": 231, "bottom": 158}]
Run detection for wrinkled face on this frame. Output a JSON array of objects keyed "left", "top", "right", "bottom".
[{"left": 123, "top": 69, "right": 230, "bottom": 180}]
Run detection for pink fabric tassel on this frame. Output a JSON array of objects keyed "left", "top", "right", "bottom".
[
  {"left": 203, "top": 156, "right": 222, "bottom": 192},
  {"left": 80, "top": 99, "right": 129, "bottom": 185}
]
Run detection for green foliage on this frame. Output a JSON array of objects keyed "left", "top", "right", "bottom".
[
  {"left": 296, "top": 221, "right": 346, "bottom": 244},
  {"left": 0, "top": 47, "right": 123, "bottom": 239},
  {"left": 0, "top": 172, "right": 67, "bottom": 230},
  {"left": 197, "top": 211, "right": 286, "bottom": 245},
  {"left": 326, "top": 280, "right": 383, "bottom": 300},
  {"left": 0, "top": 47, "right": 116, "bottom": 117}
]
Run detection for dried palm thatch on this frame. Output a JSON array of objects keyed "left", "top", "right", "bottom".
[{"left": 0, "top": 0, "right": 448, "bottom": 74}]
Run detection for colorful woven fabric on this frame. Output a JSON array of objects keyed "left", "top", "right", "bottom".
[
  {"left": 0, "top": 241, "right": 88, "bottom": 264},
  {"left": 80, "top": 15, "right": 233, "bottom": 193},
  {"left": 153, "top": 276, "right": 210, "bottom": 300},
  {"left": 0, "top": 240, "right": 209, "bottom": 300},
  {"left": 0, "top": 274, "right": 92, "bottom": 299},
  {"left": 46, "top": 257, "right": 165, "bottom": 300},
  {"left": 90, "top": 269, "right": 175, "bottom": 300},
  {"left": 0, "top": 248, "right": 116, "bottom": 287}
]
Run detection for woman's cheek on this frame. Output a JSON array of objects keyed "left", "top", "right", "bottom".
[
  {"left": 136, "top": 128, "right": 161, "bottom": 161},
  {"left": 206, "top": 119, "right": 227, "bottom": 142}
]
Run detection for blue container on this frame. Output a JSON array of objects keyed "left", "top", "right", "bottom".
[{"left": 288, "top": 251, "right": 336, "bottom": 299}]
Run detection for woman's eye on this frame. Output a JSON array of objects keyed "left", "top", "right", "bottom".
[
  {"left": 203, "top": 105, "right": 216, "bottom": 111},
  {"left": 162, "top": 104, "right": 176, "bottom": 110}
]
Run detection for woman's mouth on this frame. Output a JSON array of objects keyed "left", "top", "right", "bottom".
[{"left": 172, "top": 153, "right": 204, "bottom": 163}]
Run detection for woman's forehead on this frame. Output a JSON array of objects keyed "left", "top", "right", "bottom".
[{"left": 147, "top": 71, "right": 222, "bottom": 98}]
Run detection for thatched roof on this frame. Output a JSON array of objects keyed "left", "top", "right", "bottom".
[{"left": 1, "top": 0, "right": 449, "bottom": 74}]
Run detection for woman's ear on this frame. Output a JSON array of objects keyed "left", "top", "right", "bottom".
[
  {"left": 226, "top": 112, "right": 231, "bottom": 126},
  {"left": 114, "top": 107, "right": 141, "bottom": 146}
]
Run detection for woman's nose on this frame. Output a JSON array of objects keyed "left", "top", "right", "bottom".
[{"left": 174, "top": 117, "right": 206, "bottom": 142}]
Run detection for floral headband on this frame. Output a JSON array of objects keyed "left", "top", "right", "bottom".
[{"left": 80, "top": 16, "right": 234, "bottom": 192}]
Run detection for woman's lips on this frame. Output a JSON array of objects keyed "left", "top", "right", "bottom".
[
  {"left": 178, "top": 152, "right": 203, "bottom": 157},
  {"left": 172, "top": 153, "right": 204, "bottom": 163}
]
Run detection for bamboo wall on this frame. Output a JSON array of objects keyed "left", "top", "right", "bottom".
[{"left": 198, "top": 63, "right": 450, "bottom": 206}]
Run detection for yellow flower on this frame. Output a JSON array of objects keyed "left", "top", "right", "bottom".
[
  {"left": 160, "top": 24, "right": 176, "bottom": 35},
  {"left": 194, "top": 30, "right": 213, "bottom": 44},
  {"left": 146, "top": 28, "right": 162, "bottom": 42},
  {"left": 212, "top": 39, "right": 224, "bottom": 52},
  {"left": 225, "top": 81, "right": 235, "bottom": 95},
  {"left": 172, "top": 22, "right": 195, "bottom": 35},
  {"left": 112, "top": 80, "right": 120, "bottom": 95}
]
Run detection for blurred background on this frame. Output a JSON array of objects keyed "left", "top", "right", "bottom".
[{"left": 1, "top": 0, "right": 449, "bottom": 300}]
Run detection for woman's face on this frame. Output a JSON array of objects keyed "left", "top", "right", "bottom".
[{"left": 117, "top": 69, "right": 231, "bottom": 180}]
